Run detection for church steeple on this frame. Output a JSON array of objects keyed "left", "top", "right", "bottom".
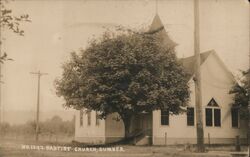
[
  {"left": 149, "top": 14, "right": 164, "bottom": 32},
  {"left": 147, "top": 14, "right": 177, "bottom": 49}
]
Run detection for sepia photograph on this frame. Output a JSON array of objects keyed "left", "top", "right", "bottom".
[{"left": 0, "top": 0, "right": 249, "bottom": 156}]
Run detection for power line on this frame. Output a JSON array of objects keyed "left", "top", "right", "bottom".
[{"left": 30, "top": 70, "right": 48, "bottom": 142}]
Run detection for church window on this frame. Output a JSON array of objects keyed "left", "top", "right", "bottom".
[
  {"left": 96, "top": 112, "right": 100, "bottom": 126},
  {"left": 80, "top": 110, "right": 83, "bottom": 127},
  {"left": 214, "top": 108, "right": 221, "bottom": 127},
  {"left": 87, "top": 111, "right": 91, "bottom": 126},
  {"left": 187, "top": 107, "right": 195, "bottom": 126},
  {"left": 205, "top": 98, "right": 221, "bottom": 127},
  {"left": 161, "top": 109, "right": 169, "bottom": 126},
  {"left": 231, "top": 108, "right": 239, "bottom": 128},
  {"left": 205, "top": 108, "right": 213, "bottom": 126}
]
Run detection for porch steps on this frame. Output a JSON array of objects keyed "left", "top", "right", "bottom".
[
  {"left": 135, "top": 136, "right": 152, "bottom": 145},
  {"left": 133, "top": 129, "right": 152, "bottom": 145}
]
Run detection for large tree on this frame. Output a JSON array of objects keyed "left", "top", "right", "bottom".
[
  {"left": 55, "top": 31, "right": 190, "bottom": 138},
  {"left": 0, "top": 0, "right": 31, "bottom": 63}
]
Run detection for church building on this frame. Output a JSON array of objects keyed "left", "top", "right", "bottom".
[{"left": 74, "top": 14, "right": 248, "bottom": 145}]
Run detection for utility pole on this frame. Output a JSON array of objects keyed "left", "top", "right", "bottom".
[
  {"left": 194, "top": 0, "right": 205, "bottom": 152},
  {"left": 30, "top": 71, "right": 48, "bottom": 142},
  {"left": 248, "top": 4, "right": 250, "bottom": 157},
  {"left": 0, "top": 73, "right": 2, "bottom": 125},
  {"left": 0, "top": 4, "right": 2, "bottom": 125}
]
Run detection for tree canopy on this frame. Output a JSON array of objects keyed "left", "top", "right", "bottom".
[
  {"left": 230, "top": 69, "right": 250, "bottom": 120},
  {"left": 55, "top": 30, "right": 190, "bottom": 138}
]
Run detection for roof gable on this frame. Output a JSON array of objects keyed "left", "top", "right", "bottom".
[
  {"left": 146, "top": 14, "right": 234, "bottom": 83},
  {"left": 179, "top": 50, "right": 235, "bottom": 82},
  {"left": 179, "top": 50, "right": 214, "bottom": 80}
]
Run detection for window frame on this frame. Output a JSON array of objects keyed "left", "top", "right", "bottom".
[
  {"left": 96, "top": 112, "right": 100, "bottom": 126},
  {"left": 160, "top": 109, "right": 169, "bottom": 126},
  {"left": 205, "top": 106, "right": 221, "bottom": 127},
  {"left": 205, "top": 108, "right": 213, "bottom": 127},
  {"left": 80, "top": 110, "right": 84, "bottom": 127},
  {"left": 187, "top": 107, "right": 195, "bottom": 126},
  {"left": 213, "top": 108, "right": 221, "bottom": 127},
  {"left": 231, "top": 107, "right": 239, "bottom": 128},
  {"left": 87, "top": 111, "right": 91, "bottom": 126}
]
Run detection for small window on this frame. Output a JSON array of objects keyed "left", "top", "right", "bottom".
[
  {"left": 80, "top": 110, "right": 83, "bottom": 127},
  {"left": 187, "top": 107, "right": 195, "bottom": 126},
  {"left": 96, "top": 112, "right": 100, "bottom": 126},
  {"left": 87, "top": 111, "right": 91, "bottom": 126},
  {"left": 214, "top": 108, "right": 221, "bottom": 127},
  {"left": 205, "top": 108, "right": 213, "bottom": 127},
  {"left": 231, "top": 108, "right": 239, "bottom": 128},
  {"left": 207, "top": 98, "right": 219, "bottom": 107},
  {"left": 161, "top": 109, "right": 169, "bottom": 126}
]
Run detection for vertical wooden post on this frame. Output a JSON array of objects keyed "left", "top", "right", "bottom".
[
  {"left": 247, "top": 133, "right": 249, "bottom": 145},
  {"left": 35, "top": 73, "right": 40, "bottom": 142},
  {"left": 194, "top": 0, "right": 205, "bottom": 152},
  {"left": 235, "top": 135, "right": 241, "bottom": 152},
  {"left": 134, "top": 135, "right": 136, "bottom": 145},
  {"left": 208, "top": 133, "right": 210, "bottom": 146},
  {"left": 165, "top": 132, "right": 167, "bottom": 146}
]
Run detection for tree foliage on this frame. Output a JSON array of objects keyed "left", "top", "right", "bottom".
[
  {"left": 55, "top": 30, "right": 190, "bottom": 138},
  {"left": 40, "top": 115, "right": 75, "bottom": 136},
  {"left": 0, "top": 115, "right": 75, "bottom": 139},
  {"left": 0, "top": 0, "right": 31, "bottom": 63},
  {"left": 230, "top": 69, "right": 250, "bottom": 120}
]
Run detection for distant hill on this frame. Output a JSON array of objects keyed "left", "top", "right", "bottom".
[{"left": 3, "top": 110, "right": 75, "bottom": 125}]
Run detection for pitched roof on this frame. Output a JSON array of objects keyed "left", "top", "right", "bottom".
[
  {"left": 147, "top": 14, "right": 177, "bottom": 49},
  {"left": 147, "top": 14, "right": 216, "bottom": 80},
  {"left": 179, "top": 50, "right": 214, "bottom": 80}
]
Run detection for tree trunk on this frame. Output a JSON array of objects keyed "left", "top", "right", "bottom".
[{"left": 123, "top": 117, "right": 131, "bottom": 139}]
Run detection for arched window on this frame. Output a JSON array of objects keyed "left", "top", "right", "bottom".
[{"left": 205, "top": 98, "right": 221, "bottom": 127}]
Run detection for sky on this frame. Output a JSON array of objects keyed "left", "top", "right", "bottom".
[{"left": 1, "top": 0, "right": 249, "bottom": 123}]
